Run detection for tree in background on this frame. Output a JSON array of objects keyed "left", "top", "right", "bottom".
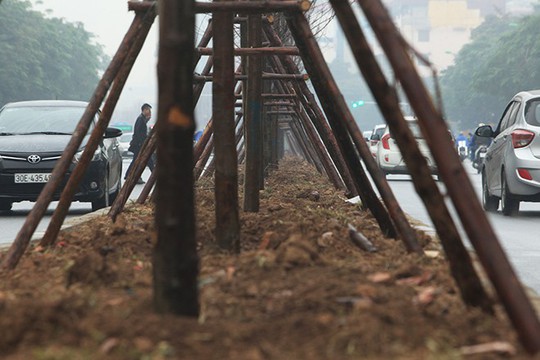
[
  {"left": 441, "top": 10, "right": 540, "bottom": 131},
  {"left": 0, "top": 0, "right": 107, "bottom": 106}
]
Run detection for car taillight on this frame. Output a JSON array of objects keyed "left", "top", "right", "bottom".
[
  {"left": 517, "top": 168, "right": 533, "bottom": 180},
  {"left": 511, "top": 129, "right": 535, "bottom": 148},
  {"left": 381, "top": 133, "right": 391, "bottom": 150}
]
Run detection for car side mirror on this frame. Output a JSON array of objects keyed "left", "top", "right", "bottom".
[
  {"left": 475, "top": 125, "right": 494, "bottom": 138},
  {"left": 104, "top": 127, "right": 123, "bottom": 139}
]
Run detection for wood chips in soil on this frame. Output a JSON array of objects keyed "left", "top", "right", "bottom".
[{"left": 0, "top": 157, "right": 532, "bottom": 359}]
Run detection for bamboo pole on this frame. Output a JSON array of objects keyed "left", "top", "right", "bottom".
[
  {"left": 236, "top": 93, "right": 298, "bottom": 99},
  {"left": 194, "top": 134, "right": 214, "bottom": 180},
  {"left": 213, "top": 2, "right": 240, "bottom": 252},
  {"left": 153, "top": 0, "right": 199, "bottom": 316},
  {"left": 243, "top": 13, "right": 263, "bottom": 212},
  {"left": 109, "top": 126, "right": 157, "bottom": 220},
  {"left": 128, "top": 0, "right": 311, "bottom": 13},
  {"left": 359, "top": 0, "right": 540, "bottom": 352},
  {"left": 194, "top": 73, "right": 308, "bottom": 82},
  {"left": 196, "top": 46, "right": 299, "bottom": 56}
]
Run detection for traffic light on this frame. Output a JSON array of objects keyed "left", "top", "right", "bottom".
[{"left": 351, "top": 100, "right": 365, "bottom": 108}]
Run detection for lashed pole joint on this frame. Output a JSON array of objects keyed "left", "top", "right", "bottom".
[{"left": 128, "top": 0, "right": 311, "bottom": 13}]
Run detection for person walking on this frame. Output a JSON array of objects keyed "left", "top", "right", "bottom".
[{"left": 125, "top": 103, "right": 154, "bottom": 184}]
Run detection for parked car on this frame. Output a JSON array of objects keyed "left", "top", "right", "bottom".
[
  {"left": 478, "top": 90, "right": 540, "bottom": 216},
  {"left": 375, "top": 116, "right": 438, "bottom": 178},
  {"left": 369, "top": 124, "right": 386, "bottom": 158},
  {"left": 119, "top": 132, "right": 134, "bottom": 157},
  {"left": 0, "top": 100, "right": 123, "bottom": 212}
]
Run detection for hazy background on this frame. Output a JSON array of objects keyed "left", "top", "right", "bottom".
[
  {"left": 30, "top": 0, "right": 215, "bottom": 130},
  {"left": 27, "top": 0, "right": 539, "bottom": 133}
]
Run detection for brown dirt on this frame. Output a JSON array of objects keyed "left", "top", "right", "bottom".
[{"left": 0, "top": 157, "right": 534, "bottom": 359}]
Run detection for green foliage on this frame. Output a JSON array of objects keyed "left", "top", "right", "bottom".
[
  {"left": 441, "top": 14, "right": 540, "bottom": 130},
  {"left": 0, "top": 0, "right": 107, "bottom": 106}
]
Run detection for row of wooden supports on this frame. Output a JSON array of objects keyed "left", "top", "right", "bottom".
[{"left": 2, "top": 0, "right": 540, "bottom": 353}]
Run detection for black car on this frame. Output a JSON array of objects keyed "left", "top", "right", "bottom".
[{"left": 0, "top": 100, "right": 123, "bottom": 211}]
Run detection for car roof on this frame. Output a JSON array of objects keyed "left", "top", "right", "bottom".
[
  {"left": 513, "top": 90, "right": 540, "bottom": 100},
  {"left": 2, "top": 100, "right": 89, "bottom": 108}
]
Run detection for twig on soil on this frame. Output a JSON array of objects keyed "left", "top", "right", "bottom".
[
  {"left": 347, "top": 224, "right": 377, "bottom": 253},
  {"left": 460, "top": 341, "right": 516, "bottom": 356}
]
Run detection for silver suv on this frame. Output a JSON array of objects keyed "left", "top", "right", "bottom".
[{"left": 477, "top": 90, "right": 540, "bottom": 216}]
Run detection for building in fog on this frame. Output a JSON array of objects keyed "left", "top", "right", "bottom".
[{"left": 380, "top": 0, "right": 536, "bottom": 72}]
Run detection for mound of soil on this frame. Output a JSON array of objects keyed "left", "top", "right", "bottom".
[{"left": 0, "top": 157, "right": 529, "bottom": 359}]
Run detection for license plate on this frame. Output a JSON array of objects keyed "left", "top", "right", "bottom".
[{"left": 14, "top": 173, "right": 51, "bottom": 183}]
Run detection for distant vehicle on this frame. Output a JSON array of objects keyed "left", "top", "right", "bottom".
[
  {"left": 119, "top": 132, "right": 133, "bottom": 157},
  {"left": 472, "top": 144, "right": 488, "bottom": 174},
  {"left": 375, "top": 116, "right": 438, "bottom": 178},
  {"left": 369, "top": 124, "right": 386, "bottom": 158},
  {"left": 362, "top": 130, "right": 372, "bottom": 142},
  {"left": 456, "top": 139, "right": 468, "bottom": 161},
  {"left": 0, "top": 100, "right": 123, "bottom": 212},
  {"left": 478, "top": 90, "right": 540, "bottom": 216}
]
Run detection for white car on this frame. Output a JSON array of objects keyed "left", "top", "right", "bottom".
[
  {"left": 118, "top": 132, "right": 133, "bottom": 157},
  {"left": 369, "top": 124, "right": 386, "bottom": 158},
  {"left": 375, "top": 116, "right": 438, "bottom": 178}
]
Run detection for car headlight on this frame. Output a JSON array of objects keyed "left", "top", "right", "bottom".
[{"left": 74, "top": 148, "right": 102, "bottom": 163}]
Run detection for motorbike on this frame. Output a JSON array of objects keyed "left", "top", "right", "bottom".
[
  {"left": 457, "top": 140, "right": 468, "bottom": 162},
  {"left": 472, "top": 145, "right": 488, "bottom": 174}
]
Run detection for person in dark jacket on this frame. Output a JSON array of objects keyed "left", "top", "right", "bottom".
[{"left": 125, "top": 103, "right": 154, "bottom": 184}]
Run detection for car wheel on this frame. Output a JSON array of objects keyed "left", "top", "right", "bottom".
[
  {"left": 482, "top": 172, "right": 498, "bottom": 212},
  {"left": 91, "top": 195, "right": 107, "bottom": 212},
  {"left": 91, "top": 173, "right": 110, "bottom": 212},
  {"left": 0, "top": 200, "right": 13, "bottom": 212},
  {"left": 501, "top": 172, "right": 519, "bottom": 216}
]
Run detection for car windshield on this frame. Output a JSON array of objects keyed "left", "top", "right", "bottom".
[
  {"left": 524, "top": 99, "right": 540, "bottom": 127},
  {"left": 0, "top": 105, "right": 91, "bottom": 135}
]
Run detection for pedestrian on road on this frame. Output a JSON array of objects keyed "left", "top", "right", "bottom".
[{"left": 125, "top": 103, "right": 154, "bottom": 184}]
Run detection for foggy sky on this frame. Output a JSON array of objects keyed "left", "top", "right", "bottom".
[{"left": 31, "top": 0, "right": 160, "bottom": 126}]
